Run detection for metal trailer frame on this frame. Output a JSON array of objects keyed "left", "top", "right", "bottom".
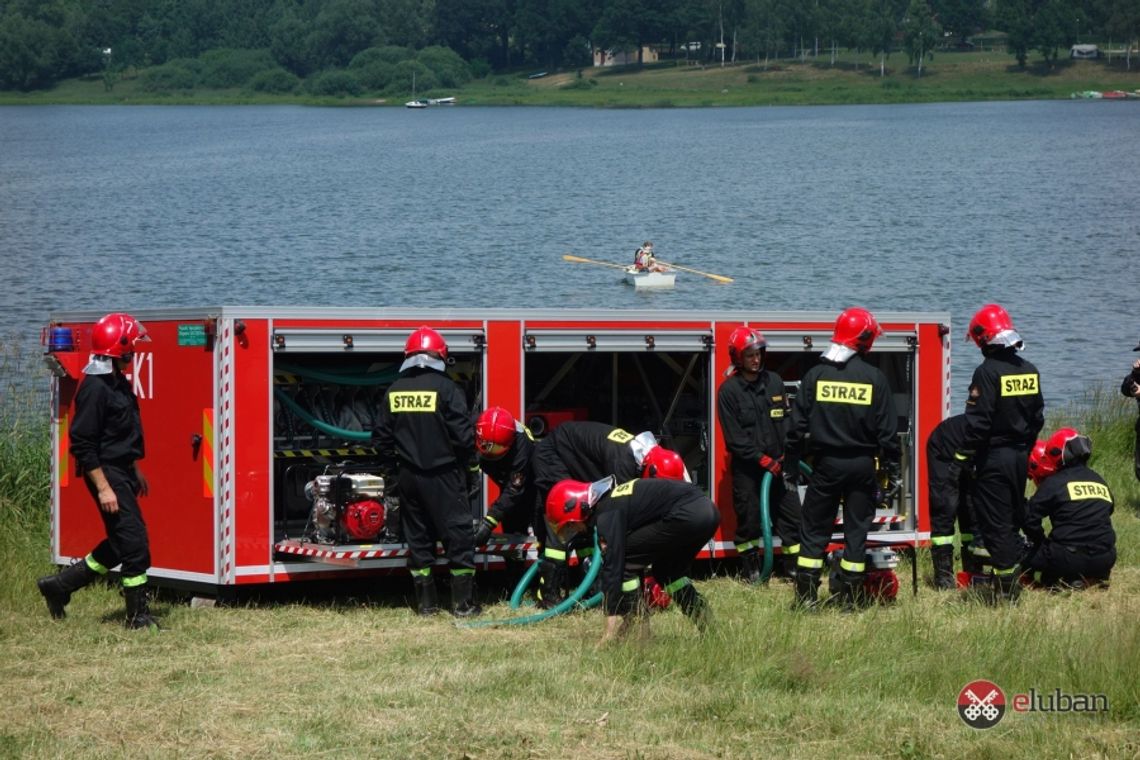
[{"left": 45, "top": 307, "right": 952, "bottom": 596}]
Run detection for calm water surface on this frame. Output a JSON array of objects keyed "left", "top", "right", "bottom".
[{"left": 1, "top": 102, "right": 1136, "bottom": 408}]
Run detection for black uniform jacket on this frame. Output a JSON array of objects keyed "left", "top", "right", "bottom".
[
  {"left": 479, "top": 427, "right": 537, "bottom": 524},
  {"left": 70, "top": 371, "right": 144, "bottom": 472},
  {"left": 540, "top": 421, "right": 642, "bottom": 483},
  {"left": 963, "top": 348, "right": 1044, "bottom": 450},
  {"left": 372, "top": 367, "right": 472, "bottom": 471},
  {"left": 1024, "top": 465, "right": 1115, "bottom": 550},
  {"left": 927, "top": 414, "right": 970, "bottom": 462},
  {"left": 591, "top": 478, "right": 714, "bottom": 614},
  {"left": 787, "top": 355, "right": 899, "bottom": 460},
  {"left": 718, "top": 369, "right": 788, "bottom": 464}
]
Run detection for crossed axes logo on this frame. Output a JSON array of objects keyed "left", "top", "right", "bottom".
[{"left": 957, "top": 680, "right": 1006, "bottom": 729}]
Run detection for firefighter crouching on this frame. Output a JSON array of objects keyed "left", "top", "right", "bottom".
[
  {"left": 1023, "top": 428, "right": 1116, "bottom": 589},
  {"left": 545, "top": 477, "right": 720, "bottom": 645},
  {"left": 372, "top": 326, "right": 480, "bottom": 617},
  {"left": 960, "top": 304, "right": 1044, "bottom": 605},
  {"left": 473, "top": 406, "right": 539, "bottom": 546},
  {"left": 925, "top": 414, "right": 980, "bottom": 590},
  {"left": 785, "top": 307, "right": 900, "bottom": 611},
  {"left": 36, "top": 313, "right": 160, "bottom": 630},
  {"left": 717, "top": 325, "right": 801, "bottom": 583},
  {"left": 530, "top": 421, "right": 687, "bottom": 607}
]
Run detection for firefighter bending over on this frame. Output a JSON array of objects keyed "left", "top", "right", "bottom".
[
  {"left": 545, "top": 477, "right": 719, "bottom": 645},
  {"left": 531, "top": 421, "right": 688, "bottom": 607},
  {"left": 925, "top": 415, "right": 981, "bottom": 590},
  {"left": 717, "top": 325, "right": 801, "bottom": 583},
  {"left": 372, "top": 326, "right": 480, "bottom": 617},
  {"left": 785, "top": 307, "right": 900, "bottom": 611},
  {"left": 37, "top": 313, "right": 160, "bottom": 630},
  {"left": 473, "top": 406, "right": 539, "bottom": 546}
]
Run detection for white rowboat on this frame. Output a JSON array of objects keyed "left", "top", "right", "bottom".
[{"left": 623, "top": 266, "right": 676, "bottom": 290}]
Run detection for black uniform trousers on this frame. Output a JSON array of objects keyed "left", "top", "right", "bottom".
[
  {"left": 85, "top": 464, "right": 150, "bottom": 578},
  {"left": 397, "top": 464, "right": 475, "bottom": 572},
  {"left": 731, "top": 462, "right": 799, "bottom": 549},
  {"left": 619, "top": 497, "right": 720, "bottom": 590},
  {"left": 798, "top": 454, "right": 876, "bottom": 567},
  {"left": 970, "top": 445, "right": 1028, "bottom": 571},
  {"left": 1027, "top": 542, "right": 1115, "bottom": 585},
  {"left": 929, "top": 458, "right": 975, "bottom": 542}
]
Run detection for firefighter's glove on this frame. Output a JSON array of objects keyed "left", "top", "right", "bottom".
[
  {"left": 473, "top": 515, "right": 498, "bottom": 546},
  {"left": 758, "top": 454, "right": 782, "bottom": 477}
]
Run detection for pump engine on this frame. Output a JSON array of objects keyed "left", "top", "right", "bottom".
[{"left": 303, "top": 464, "right": 399, "bottom": 544}]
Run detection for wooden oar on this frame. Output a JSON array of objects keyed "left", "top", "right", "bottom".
[
  {"left": 655, "top": 261, "right": 733, "bottom": 284},
  {"left": 563, "top": 253, "right": 629, "bottom": 271}
]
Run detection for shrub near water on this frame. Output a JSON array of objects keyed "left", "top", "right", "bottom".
[{"left": 0, "top": 378, "right": 1136, "bottom": 758}]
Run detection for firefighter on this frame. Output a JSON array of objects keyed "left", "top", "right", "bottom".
[
  {"left": 785, "top": 307, "right": 900, "bottom": 611},
  {"left": 1121, "top": 346, "right": 1140, "bottom": 482},
  {"left": 472, "top": 406, "right": 538, "bottom": 546},
  {"left": 372, "top": 326, "right": 479, "bottom": 617},
  {"left": 716, "top": 325, "right": 800, "bottom": 583},
  {"left": 1023, "top": 428, "right": 1116, "bottom": 589},
  {"left": 925, "top": 414, "right": 980, "bottom": 590},
  {"left": 531, "top": 421, "right": 688, "bottom": 607},
  {"left": 959, "top": 304, "right": 1044, "bottom": 604},
  {"left": 36, "top": 313, "right": 160, "bottom": 629},
  {"left": 545, "top": 476, "right": 720, "bottom": 645}
]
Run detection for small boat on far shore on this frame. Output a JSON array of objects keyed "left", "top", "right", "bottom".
[{"left": 623, "top": 266, "right": 677, "bottom": 291}]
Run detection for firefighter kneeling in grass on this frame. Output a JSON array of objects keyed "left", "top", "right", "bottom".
[
  {"left": 545, "top": 477, "right": 720, "bottom": 645},
  {"left": 1022, "top": 428, "right": 1117, "bottom": 590},
  {"left": 785, "top": 307, "right": 900, "bottom": 612}
]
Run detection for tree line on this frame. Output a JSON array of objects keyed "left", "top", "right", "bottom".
[{"left": 1, "top": 0, "right": 1137, "bottom": 92}]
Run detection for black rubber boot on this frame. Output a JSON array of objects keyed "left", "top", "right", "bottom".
[
  {"left": 36, "top": 561, "right": 99, "bottom": 620},
  {"left": 831, "top": 570, "right": 867, "bottom": 613},
  {"left": 792, "top": 568, "right": 820, "bottom": 611},
  {"left": 931, "top": 545, "right": 956, "bottom": 590},
  {"left": 412, "top": 574, "right": 440, "bottom": 616},
  {"left": 991, "top": 571, "right": 1022, "bottom": 606},
  {"left": 123, "top": 586, "right": 161, "bottom": 630},
  {"left": 450, "top": 574, "right": 482, "bottom": 618},
  {"left": 739, "top": 551, "right": 763, "bottom": 584},
  {"left": 774, "top": 553, "right": 798, "bottom": 584},
  {"left": 672, "top": 584, "right": 712, "bottom": 633},
  {"left": 536, "top": 560, "right": 566, "bottom": 609}
]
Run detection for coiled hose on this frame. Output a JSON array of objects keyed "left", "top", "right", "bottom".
[{"left": 274, "top": 387, "right": 371, "bottom": 441}]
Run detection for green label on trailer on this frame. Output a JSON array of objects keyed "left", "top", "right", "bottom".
[{"left": 178, "top": 324, "right": 207, "bottom": 347}]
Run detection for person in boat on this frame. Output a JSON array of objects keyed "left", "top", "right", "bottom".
[{"left": 633, "top": 241, "right": 667, "bottom": 272}]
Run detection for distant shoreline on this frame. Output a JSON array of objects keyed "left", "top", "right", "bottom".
[{"left": 3, "top": 52, "right": 1138, "bottom": 108}]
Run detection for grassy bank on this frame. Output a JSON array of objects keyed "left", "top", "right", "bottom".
[
  {"left": 1, "top": 388, "right": 1137, "bottom": 759},
  {"left": 2, "top": 51, "right": 1139, "bottom": 107}
]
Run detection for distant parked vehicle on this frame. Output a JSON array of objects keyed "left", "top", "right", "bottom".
[{"left": 1070, "top": 44, "right": 1101, "bottom": 59}]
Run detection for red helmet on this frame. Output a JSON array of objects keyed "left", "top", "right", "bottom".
[
  {"left": 832, "top": 308, "right": 882, "bottom": 353},
  {"left": 1044, "top": 427, "right": 1092, "bottom": 470},
  {"left": 727, "top": 326, "right": 766, "bottom": 366},
  {"left": 90, "top": 312, "right": 149, "bottom": 359},
  {"left": 966, "top": 304, "right": 1022, "bottom": 349},
  {"left": 642, "top": 446, "right": 687, "bottom": 480},
  {"left": 475, "top": 406, "right": 516, "bottom": 459},
  {"left": 404, "top": 326, "right": 448, "bottom": 359},
  {"left": 545, "top": 479, "right": 593, "bottom": 542},
  {"left": 1027, "top": 440, "right": 1058, "bottom": 486}
]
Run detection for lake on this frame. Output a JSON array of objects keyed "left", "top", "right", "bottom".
[{"left": 1, "top": 101, "right": 1136, "bottom": 410}]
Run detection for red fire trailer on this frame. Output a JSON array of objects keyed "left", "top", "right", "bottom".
[{"left": 43, "top": 307, "right": 951, "bottom": 597}]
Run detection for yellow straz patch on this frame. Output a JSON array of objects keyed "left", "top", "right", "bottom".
[
  {"left": 607, "top": 428, "right": 634, "bottom": 444},
  {"left": 1001, "top": 373, "right": 1039, "bottom": 396},
  {"left": 612, "top": 480, "right": 636, "bottom": 497},
  {"left": 388, "top": 391, "right": 438, "bottom": 412},
  {"left": 770, "top": 409, "right": 784, "bottom": 418},
  {"left": 1066, "top": 481, "right": 1113, "bottom": 503},
  {"left": 817, "top": 381, "right": 872, "bottom": 405}
]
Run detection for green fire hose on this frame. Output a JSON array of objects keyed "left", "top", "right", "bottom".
[
  {"left": 758, "top": 460, "right": 814, "bottom": 583},
  {"left": 273, "top": 387, "right": 371, "bottom": 441}
]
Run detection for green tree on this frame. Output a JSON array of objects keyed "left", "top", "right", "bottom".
[
  {"left": 902, "top": 0, "right": 941, "bottom": 74},
  {"left": 1103, "top": 0, "right": 1140, "bottom": 69},
  {"left": 995, "top": 0, "right": 1035, "bottom": 66},
  {"left": 931, "top": 0, "right": 987, "bottom": 44},
  {"left": 1033, "top": 0, "right": 1071, "bottom": 67}
]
